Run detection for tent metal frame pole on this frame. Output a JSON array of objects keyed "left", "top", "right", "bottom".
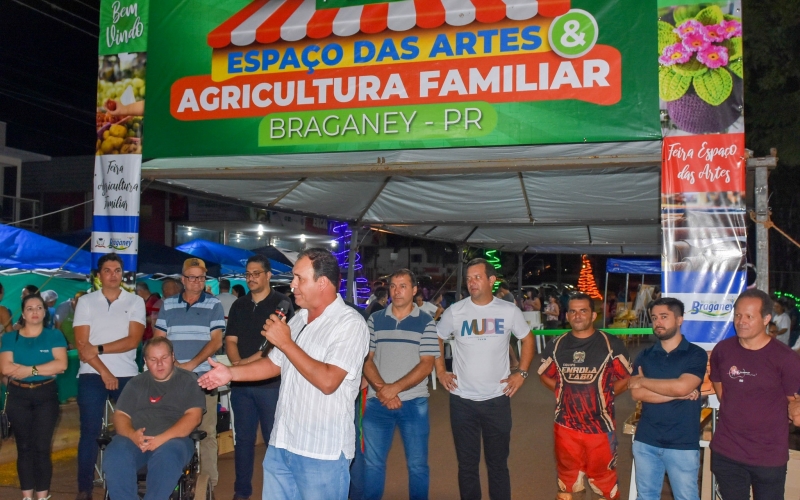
[
  {"left": 346, "top": 227, "right": 358, "bottom": 303},
  {"left": 624, "top": 274, "right": 630, "bottom": 308},
  {"left": 456, "top": 245, "right": 465, "bottom": 301},
  {"left": 603, "top": 271, "right": 609, "bottom": 325},
  {"left": 517, "top": 253, "right": 524, "bottom": 303}
]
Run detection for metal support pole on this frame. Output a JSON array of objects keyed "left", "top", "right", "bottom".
[
  {"left": 754, "top": 166, "right": 769, "bottom": 292},
  {"left": 556, "top": 254, "right": 562, "bottom": 288},
  {"left": 455, "top": 245, "right": 465, "bottom": 301},
  {"left": 603, "top": 271, "right": 609, "bottom": 325},
  {"left": 517, "top": 253, "right": 523, "bottom": 303},
  {"left": 346, "top": 227, "right": 358, "bottom": 302},
  {"left": 624, "top": 274, "right": 630, "bottom": 309}
]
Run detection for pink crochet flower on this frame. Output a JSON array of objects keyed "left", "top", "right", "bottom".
[
  {"left": 703, "top": 24, "right": 726, "bottom": 42},
  {"left": 659, "top": 43, "right": 693, "bottom": 65},
  {"left": 682, "top": 32, "right": 711, "bottom": 53},
  {"left": 697, "top": 45, "right": 729, "bottom": 69},
  {"left": 674, "top": 19, "right": 706, "bottom": 39},
  {"left": 719, "top": 19, "right": 742, "bottom": 39}
]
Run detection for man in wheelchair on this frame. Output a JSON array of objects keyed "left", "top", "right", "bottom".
[{"left": 103, "top": 336, "right": 206, "bottom": 500}]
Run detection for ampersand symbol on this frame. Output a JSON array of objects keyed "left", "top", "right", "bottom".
[{"left": 560, "top": 20, "right": 586, "bottom": 48}]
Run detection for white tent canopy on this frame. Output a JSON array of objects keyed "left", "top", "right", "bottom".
[{"left": 144, "top": 140, "right": 662, "bottom": 254}]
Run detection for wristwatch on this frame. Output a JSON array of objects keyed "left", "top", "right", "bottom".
[
  {"left": 519, "top": 370, "right": 529, "bottom": 379},
  {"left": 31, "top": 365, "right": 39, "bottom": 377},
  {"left": 98, "top": 344, "right": 104, "bottom": 355}
]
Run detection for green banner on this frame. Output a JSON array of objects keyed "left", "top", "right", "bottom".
[
  {"left": 99, "top": 0, "right": 149, "bottom": 55},
  {"left": 144, "top": 0, "right": 659, "bottom": 158}
]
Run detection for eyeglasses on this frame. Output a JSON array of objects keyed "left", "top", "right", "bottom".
[
  {"left": 244, "top": 271, "right": 267, "bottom": 279},
  {"left": 183, "top": 275, "right": 206, "bottom": 282}
]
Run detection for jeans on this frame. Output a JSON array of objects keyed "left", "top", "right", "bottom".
[
  {"left": 231, "top": 384, "right": 279, "bottom": 498},
  {"left": 262, "top": 445, "right": 350, "bottom": 500},
  {"left": 632, "top": 440, "right": 699, "bottom": 500},
  {"left": 6, "top": 381, "right": 60, "bottom": 492},
  {"left": 450, "top": 394, "right": 512, "bottom": 500},
  {"left": 103, "top": 435, "right": 195, "bottom": 500},
  {"left": 711, "top": 450, "right": 787, "bottom": 500},
  {"left": 77, "top": 373, "right": 131, "bottom": 493},
  {"left": 350, "top": 393, "right": 366, "bottom": 500},
  {"left": 363, "top": 397, "right": 430, "bottom": 500}
]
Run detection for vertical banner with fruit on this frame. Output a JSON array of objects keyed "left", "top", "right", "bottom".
[
  {"left": 94, "top": 0, "right": 148, "bottom": 271},
  {"left": 659, "top": 2, "right": 746, "bottom": 347}
]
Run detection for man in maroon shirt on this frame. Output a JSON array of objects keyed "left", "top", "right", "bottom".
[{"left": 710, "top": 288, "right": 800, "bottom": 500}]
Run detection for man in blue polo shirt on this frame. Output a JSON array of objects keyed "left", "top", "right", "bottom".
[
  {"left": 627, "top": 297, "right": 707, "bottom": 500},
  {"left": 155, "top": 258, "right": 225, "bottom": 487},
  {"left": 362, "top": 269, "right": 439, "bottom": 500}
]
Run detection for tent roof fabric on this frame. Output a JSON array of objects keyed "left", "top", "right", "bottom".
[
  {"left": 606, "top": 257, "right": 661, "bottom": 275},
  {"left": 207, "top": 0, "right": 569, "bottom": 49},
  {"left": 177, "top": 239, "right": 293, "bottom": 275},
  {"left": 145, "top": 140, "right": 663, "bottom": 255},
  {"left": 0, "top": 224, "right": 90, "bottom": 274}
]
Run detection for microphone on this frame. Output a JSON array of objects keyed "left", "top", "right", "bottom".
[{"left": 260, "top": 300, "right": 291, "bottom": 357}]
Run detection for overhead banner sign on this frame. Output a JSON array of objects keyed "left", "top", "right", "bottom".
[
  {"left": 93, "top": 0, "right": 148, "bottom": 271},
  {"left": 659, "top": 2, "right": 746, "bottom": 346},
  {"left": 144, "top": 0, "right": 659, "bottom": 158}
]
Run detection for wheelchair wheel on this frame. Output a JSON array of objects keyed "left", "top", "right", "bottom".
[{"left": 193, "top": 473, "right": 212, "bottom": 500}]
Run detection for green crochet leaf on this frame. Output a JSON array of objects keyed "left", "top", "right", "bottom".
[
  {"left": 673, "top": 57, "right": 708, "bottom": 77},
  {"left": 723, "top": 14, "right": 741, "bottom": 22},
  {"left": 693, "top": 68, "right": 734, "bottom": 106},
  {"left": 674, "top": 5, "right": 702, "bottom": 24},
  {"left": 695, "top": 5, "right": 724, "bottom": 26},
  {"left": 658, "top": 20, "right": 680, "bottom": 53},
  {"left": 728, "top": 59, "right": 744, "bottom": 79},
  {"left": 659, "top": 66, "right": 692, "bottom": 101},
  {"left": 722, "top": 38, "right": 743, "bottom": 60}
]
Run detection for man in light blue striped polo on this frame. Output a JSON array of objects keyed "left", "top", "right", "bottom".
[
  {"left": 155, "top": 257, "right": 225, "bottom": 487},
  {"left": 362, "top": 269, "right": 439, "bottom": 500}
]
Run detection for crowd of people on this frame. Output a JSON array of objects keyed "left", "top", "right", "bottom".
[{"left": 0, "top": 248, "right": 799, "bottom": 500}]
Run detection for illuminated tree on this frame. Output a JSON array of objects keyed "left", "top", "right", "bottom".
[{"left": 577, "top": 255, "right": 603, "bottom": 300}]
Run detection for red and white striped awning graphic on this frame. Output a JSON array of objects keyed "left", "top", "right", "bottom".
[{"left": 208, "top": 0, "right": 571, "bottom": 48}]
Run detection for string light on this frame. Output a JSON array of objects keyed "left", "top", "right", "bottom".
[
  {"left": 774, "top": 291, "right": 800, "bottom": 309},
  {"left": 330, "top": 222, "right": 370, "bottom": 303},
  {"left": 484, "top": 249, "right": 503, "bottom": 293},
  {"left": 577, "top": 254, "right": 603, "bottom": 299}
]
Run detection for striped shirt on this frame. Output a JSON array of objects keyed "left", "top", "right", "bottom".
[
  {"left": 268, "top": 295, "right": 370, "bottom": 460},
  {"left": 155, "top": 291, "right": 225, "bottom": 374},
  {"left": 368, "top": 303, "right": 439, "bottom": 401}
]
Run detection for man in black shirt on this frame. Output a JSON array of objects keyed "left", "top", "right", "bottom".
[{"left": 225, "top": 254, "right": 293, "bottom": 500}]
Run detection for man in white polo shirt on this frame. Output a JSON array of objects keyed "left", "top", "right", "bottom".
[
  {"left": 199, "top": 247, "right": 369, "bottom": 500},
  {"left": 435, "top": 258, "right": 534, "bottom": 500},
  {"left": 73, "top": 253, "right": 146, "bottom": 500}
]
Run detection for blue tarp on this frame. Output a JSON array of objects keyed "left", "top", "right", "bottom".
[
  {"left": 606, "top": 258, "right": 661, "bottom": 275},
  {"left": 50, "top": 230, "right": 222, "bottom": 276},
  {"left": 0, "top": 224, "right": 91, "bottom": 274},
  {"left": 176, "top": 239, "right": 292, "bottom": 275}
]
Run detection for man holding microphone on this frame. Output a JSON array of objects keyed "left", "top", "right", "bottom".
[{"left": 199, "top": 248, "right": 369, "bottom": 500}]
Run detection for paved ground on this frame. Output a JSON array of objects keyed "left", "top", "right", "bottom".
[{"left": 0, "top": 341, "right": 686, "bottom": 500}]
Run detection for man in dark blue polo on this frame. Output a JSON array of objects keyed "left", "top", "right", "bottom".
[{"left": 627, "top": 297, "right": 708, "bottom": 500}]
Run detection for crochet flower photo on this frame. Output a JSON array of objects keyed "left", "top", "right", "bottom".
[{"left": 658, "top": 4, "right": 743, "bottom": 134}]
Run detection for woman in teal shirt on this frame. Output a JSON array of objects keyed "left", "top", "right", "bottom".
[{"left": 0, "top": 294, "right": 67, "bottom": 500}]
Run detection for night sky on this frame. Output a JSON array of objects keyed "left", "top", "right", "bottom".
[{"left": 0, "top": 0, "right": 100, "bottom": 156}]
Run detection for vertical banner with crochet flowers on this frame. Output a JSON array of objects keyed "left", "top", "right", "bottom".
[{"left": 659, "top": 2, "right": 746, "bottom": 347}]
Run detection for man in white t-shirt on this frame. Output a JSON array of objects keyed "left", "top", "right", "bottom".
[
  {"left": 216, "top": 278, "right": 238, "bottom": 321},
  {"left": 73, "top": 253, "right": 146, "bottom": 500},
  {"left": 773, "top": 300, "right": 792, "bottom": 345},
  {"left": 435, "top": 258, "right": 534, "bottom": 500},
  {"left": 199, "top": 248, "right": 369, "bottom": 500}
]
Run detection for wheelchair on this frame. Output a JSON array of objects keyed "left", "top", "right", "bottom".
[{"left": 96, "top": 399, "right": 213, "bottom": 500}]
